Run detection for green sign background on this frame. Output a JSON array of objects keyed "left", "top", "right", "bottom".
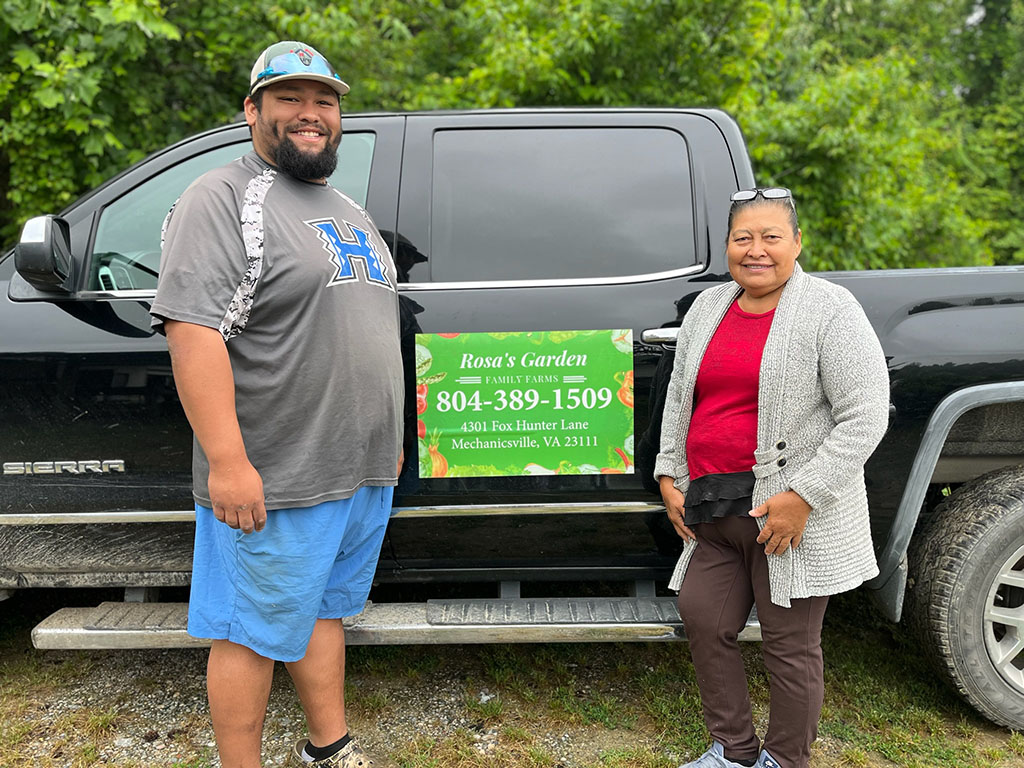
[{"left": 416, "top": 330, "right": 634, "bottom": 478}]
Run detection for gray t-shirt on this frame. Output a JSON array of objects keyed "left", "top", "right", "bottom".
[{"left": 151, "top": 151, "right": 403, "bottom": 509}]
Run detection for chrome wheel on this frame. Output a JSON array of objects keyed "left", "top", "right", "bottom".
[{"left": 985, "top": 542, "right": 1024, "bottom": 695}]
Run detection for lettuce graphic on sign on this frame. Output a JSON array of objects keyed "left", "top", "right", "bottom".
[{"left": 416, "top": 330, "right": 634, "bottom": 478}]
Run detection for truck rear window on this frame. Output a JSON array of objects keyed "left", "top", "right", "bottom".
[{"left": 429, "top": 127, "right": 694, "bottom": 283}]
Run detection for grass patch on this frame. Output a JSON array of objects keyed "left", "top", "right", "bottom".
[
  {"left": 0, "top": 645, "right": 100, "bottom": 768},
  {"left": 349, "top": 645, "right": 442, "bottom": 679},
  {"left": 77, "top": 742, "right": 100, "bottom": 762},
  {"left": 812, "top": 592, "right": 1010, "bottom": 767},
  {"left": 394, "top": 729, "right": 558, "bottom": 767},
  {"left": 84, "top": 707, "right": 119, "bottom": 737},
  {"left": 402, "top": 592, "right": 1023, "bottom": 768},
  {"left": 482, "top": 645, "right": 522, "bottom": 687},
  {"left": 358, "top": 689, "right": 391, "bottom": 715},
  {"left": 633, "top": 653, "right": 707, "bottom": 756},
  {"left": 465, "top": 691, "right": 505, "bottom": 723},
  {"left": 550, "top": 686, "right": 634, "bottom": 729},
  {"left": 592, "top": 746, "right": 676, "bottom": 767},
  {"left": 1008, "top": 731, "right": 1024, "bottom": 756},
  {"left": 837, "top": 747, "right": 871, "bottom": 766},
  {"left": 345, "top": 678, "right": 392, "bottom": 716}
]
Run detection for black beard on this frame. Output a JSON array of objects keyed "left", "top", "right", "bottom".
[{"left": 272, "top": 132, "right": 339, "bottom": 181}]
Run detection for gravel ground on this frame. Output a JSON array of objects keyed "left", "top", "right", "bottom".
[
  {"left": 8, "top": 644, "right": 681, "bottom": 768},
  {"left": 4, "top": 591, "right": 1024, "bottom": 768},
  {"left": 13, "top": 643, "right": 1023, "bottom": 768}
]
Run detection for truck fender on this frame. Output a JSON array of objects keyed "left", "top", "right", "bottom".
[{"left": 867, "top": 381, "right": 1024, "bottom": 621}]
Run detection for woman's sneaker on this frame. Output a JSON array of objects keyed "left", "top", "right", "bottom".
[
  {"left": 679, "top": 740, "right": 756, "bottom": 767},
  {"left": 756, "top": 749, "right": 782, "bottom": 768}
]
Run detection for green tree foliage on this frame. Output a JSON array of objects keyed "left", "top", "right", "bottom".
[
  {"left": 368, "top": 0, "right": 996, "bottom": 270},
  {"left": 801, "top": 0, "right": 974, "bottom": 74},
  {"left": 961, "top": 0, "right": 1016, "bottom": 105},
  {"left": 0, "top": 0, "right": 432, "bottom": 243},
  {"left": 0, "top": 0, "right": 264, "bottom": 242},
  {"left": 260, "top": 0, "right": 428, "bottom": 110},
  {"left": 739, "top": 51, "right": 990, "bottom": 270},
  {"left": 959, "top": 0, "right": 1024, "bottom": 264},
  {"left": 0, "top": 0, "right": 1019, "bottom": 269},
  {"left": 398, "top": 0, "right": 797, "bottom": 109},
  {"left": 0, "top": 0, "right": 177, "bottom": 238},
  {"left": 969, "top": 94, "right": 1024, "bottom": 265}
]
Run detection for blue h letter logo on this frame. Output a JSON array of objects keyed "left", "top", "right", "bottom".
[{"left": 307, "top": 218, "right": 392, "bottom": 289}]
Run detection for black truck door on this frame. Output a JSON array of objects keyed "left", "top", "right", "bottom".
[
  {"left": 0, "top": 116, "right": 404, "bottom": 584},
  {"left": 389, "top": 110, "right": 744, "bottom": 581}
]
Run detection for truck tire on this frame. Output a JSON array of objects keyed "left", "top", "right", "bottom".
[{"left": 905, "top": 464, "right": 1024, "bottom": 730}]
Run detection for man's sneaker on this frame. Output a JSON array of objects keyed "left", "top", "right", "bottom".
[
  {"left": 290, "top": 737, "right": 394, "bottom": 767},
  {"left": 678, "top": 740, "right": 755, "bottom": 767},
  {"left": 756, "top": 749, "right": 782, "bottom": 768}
]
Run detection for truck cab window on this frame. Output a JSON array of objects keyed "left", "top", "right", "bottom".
[
  {"left": 87, "top": 133, "right": 376, "bottom": 292},
  {"left": 429, "top": 127, "right": 694, "bottom": 283}
]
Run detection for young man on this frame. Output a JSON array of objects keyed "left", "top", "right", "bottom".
[{"left": 151, "top": 41, "right": 403, "bottom": 768}]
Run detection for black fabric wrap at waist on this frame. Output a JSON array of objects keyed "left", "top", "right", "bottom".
[{"left": 683, "top": 470, "right": 756, "bottom": 526}]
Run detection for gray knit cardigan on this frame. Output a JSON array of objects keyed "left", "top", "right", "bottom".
[{"left": 654, "top": 263, "right": 889, "bottom": 607}]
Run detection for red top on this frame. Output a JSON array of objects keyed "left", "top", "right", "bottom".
[{"left": 686, "top": 299, "right": 775, "bottom": 480}]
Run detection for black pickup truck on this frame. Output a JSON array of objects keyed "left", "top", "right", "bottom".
[{"left": 2, "top": 108, "right": 1023, "bottom": 730}]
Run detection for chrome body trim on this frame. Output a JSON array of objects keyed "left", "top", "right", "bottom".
[
  {"left": 72, "top": 263, "right": 706, "bottom": 300},
  {"left": 0, "top": 510, "right": 197, "bottom": 525},
  {"left": 72, "top": 262, "right": 1024, "bottom": 302},
  {"left": 401, "top": 262, "right": 705, "bottom": 291},
  {"left": 0, "top": 501, "right": 664, "bottom": 525},
  {"left": 391, "top": 502, "right": 664, "bottom": 517},
  {"left": 77, "top": 289, "right": 156, "bottom": 300}
]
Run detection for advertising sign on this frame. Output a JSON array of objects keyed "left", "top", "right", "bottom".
[{"left": 416, "top": 330, "right": 634, "bottom": 478}]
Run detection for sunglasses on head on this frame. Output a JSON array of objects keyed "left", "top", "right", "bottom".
[
  {"left": 253, "top": 51, "right": 343, "bottom": 90},
  {"left": 730, "top": 187, "right": 793, "bottom": 203}
]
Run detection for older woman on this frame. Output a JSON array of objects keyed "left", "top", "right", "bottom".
[{"left": 655, "top": 188, "right": 889, "bottom": 768}]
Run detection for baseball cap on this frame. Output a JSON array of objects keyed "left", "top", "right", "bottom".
[{"left": 249, "top": 41, "right": 350, "bottom": 97}]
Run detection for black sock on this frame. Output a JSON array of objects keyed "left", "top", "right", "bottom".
[
  {"left": 729, "top": 757, "right": 757, "bottom": 767},
  {"left": 306, "top": 733, "right": 351, "bottom": 760}
]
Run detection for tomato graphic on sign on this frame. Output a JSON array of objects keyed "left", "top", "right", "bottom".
[{"left": 614, "top": 370, "right": 634, "bottom": 409}]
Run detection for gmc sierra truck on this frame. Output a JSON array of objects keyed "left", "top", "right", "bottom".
[{"left": 2, "top": 108, "right": 1022, "bottom": 729}]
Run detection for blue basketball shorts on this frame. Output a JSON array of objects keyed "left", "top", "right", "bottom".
[{"left": 187, "top": 485, "right": 394, "bottom": 662}]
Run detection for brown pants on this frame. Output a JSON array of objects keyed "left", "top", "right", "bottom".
[{"left": 677, "top": 515, "right": 829, "bottom": 768}]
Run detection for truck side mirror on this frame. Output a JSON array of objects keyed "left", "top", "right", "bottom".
[{"left": 14, "top": 215, "right": 76, "bottom": 293}]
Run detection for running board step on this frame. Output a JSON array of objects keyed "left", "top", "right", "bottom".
[{"left": 32, "top": 598, "right": 762, "bottom": 650}]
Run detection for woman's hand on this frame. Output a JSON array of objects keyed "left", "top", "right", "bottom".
[
  {"left": 660, "top": 475, "right": 696, "bottom": 542},
  {"left": 749, "top": 490, "right": 811, "bottom": 555}
]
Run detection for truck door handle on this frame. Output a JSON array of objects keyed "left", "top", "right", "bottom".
[{"left": 641, "top": 327, "right": 680, "bottom": 345}]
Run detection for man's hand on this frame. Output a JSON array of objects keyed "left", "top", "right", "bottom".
[
  {"left": 397, "top": 448, "right": 405, "bottom": 476},
  {"left": 660, "top": 475, "right": 696, "bottom": 542},
  {"left": 165, "top": 321, "right": 264, "bottom": 534},
  {"left": 750, "top": 490, "right": 811, "bottom": 555},
  {"left": 208, "top": 458, "right": 266, "bottom": 534}
]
